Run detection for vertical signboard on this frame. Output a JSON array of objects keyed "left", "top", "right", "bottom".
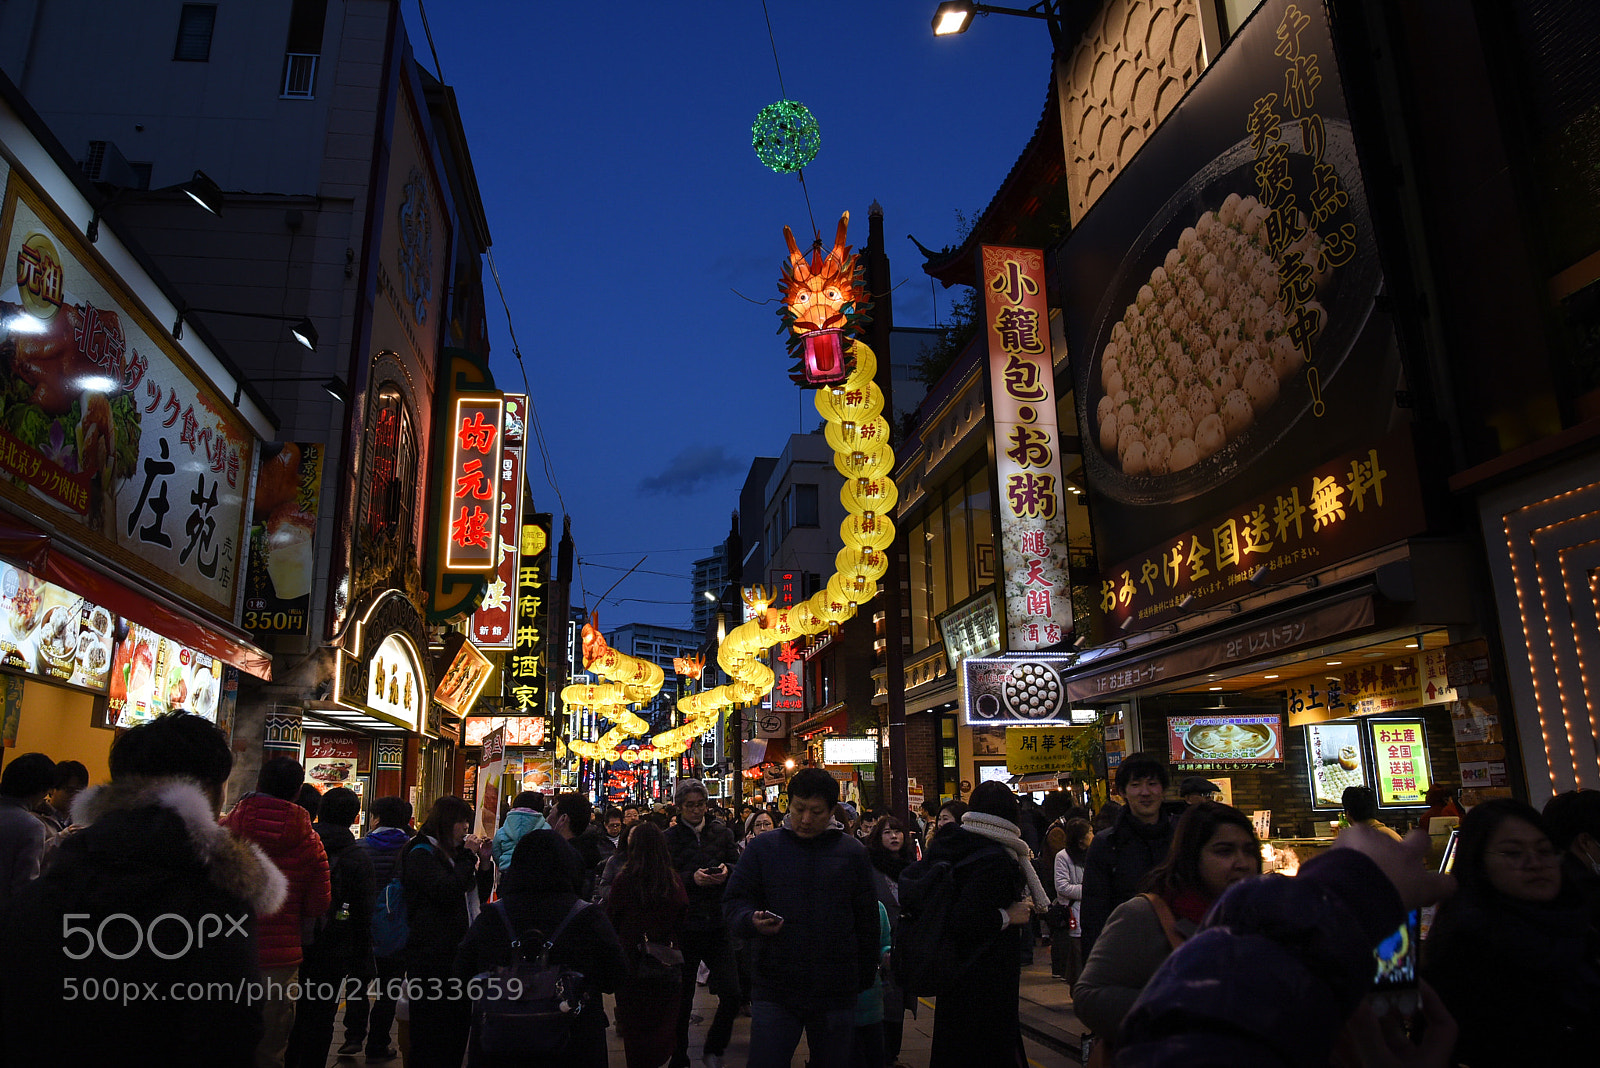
[
  {"left": 444, "top": 394, "right": 504, "bottom": 572},
  {"left": 506, "top": 514, "right": 551, "bottom": 717},
  {"left": 471, "top": 395, "right": 525, "bottom": 648},
  {"left": 982, "top": 246, "right": 1071, "bottom": 650},
  {"left": 1369, "top": 719, "right": 1431, "bottom": 807},
  {"left": 244, "top": 442, "right": 324, "bottom": 636},
  {"left": 477, "top": 725, "right": 505, "bottom": 837},
  {"left": 765, "top": 568, "right": 803, "bottom": 715}
]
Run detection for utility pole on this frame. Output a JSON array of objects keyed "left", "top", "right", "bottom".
[
  {"left": 865, "top": 202, "right": 911, "bottom": 825},
  {"left": 724, "top": 512, "right": 743, "bottom": 810}
]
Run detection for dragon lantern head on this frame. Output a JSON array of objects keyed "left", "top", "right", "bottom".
[
  {"left": 779, "top": 211, "right": 871, "bottom": 386},
  {"left": 581, "top": 610, "right": 609, "bottom": 669}
]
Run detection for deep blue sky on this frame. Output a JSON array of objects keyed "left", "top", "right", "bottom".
[{"left": 401, "top": 2, "right": 1054, "bottom": 629}]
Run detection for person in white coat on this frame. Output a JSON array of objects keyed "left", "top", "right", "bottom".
[{"left": 1052, "top": 817, "right": 1093, "bottom": 983}]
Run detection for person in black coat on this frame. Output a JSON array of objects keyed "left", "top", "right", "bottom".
[
  {"left": 724, "top": 769, "right": 879, "bottom": 1068},
  {"left": 0, "top": 713, "right": 287, "bottom": 1068},
  {"left": 403, "top": 796, "right": 492, "bottom": 1068},
  {"left": 455, "top": 829, "right": 627, "bottom": 1067},
  {"left": 664, "top": 778, "right": 742, "bottom": 1068},
  {"left": 901, "top": 782, "right": 1038, "bottom": 1068},
  {"left": 286, "top": 787, "right": 375, "bottom": 1068},
  {"left": 1079, "top": 752, "right": 1178, "bottom": 958}
]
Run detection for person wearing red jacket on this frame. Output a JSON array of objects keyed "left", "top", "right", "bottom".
[{"left": 222, "top": 757, "right": 332, "bottom": 1068}]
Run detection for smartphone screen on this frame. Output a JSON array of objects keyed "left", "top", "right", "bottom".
[{"left": 1371, "top": 909, "right": 1420, "bottom": 1017}]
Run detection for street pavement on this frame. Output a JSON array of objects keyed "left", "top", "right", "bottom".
[{"left": 320, "top": 954, "right": 1087, "bottom": 1067}]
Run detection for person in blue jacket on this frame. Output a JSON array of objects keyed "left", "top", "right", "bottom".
[
  {"left": 723, "top": 769, "right": 880, "bottom": 1068},
  {"left": 491, "top": 791, "right": 550, "bottom": 871}
]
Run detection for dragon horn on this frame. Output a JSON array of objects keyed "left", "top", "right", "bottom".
[
  {"left": 831, "top": 211, "right": 851, "bottom": 263},
  {"left": 783, "top": 225, "right": 808, "bottom": 277}
]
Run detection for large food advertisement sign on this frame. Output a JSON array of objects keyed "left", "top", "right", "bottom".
[
  {"left": 1168, "top": 711, "right": 1283, "bottom": 770},
  {"left": 244, "top": 443, "right": 324, "bottom": 636},
  {"left": 963, "top": 653, "right": 1091, "bottom": 726},
  {"left": 0, "top": 172, "right": 253, "bottom": 619},
  {"left": 107, "top": 621, "right": 222, "bottom": 727},
  {"left": 982, "top": 247, "right": 1071, "bottom": 650},
  {"left": 0, "top": 560, "right": 114, "bottom": 691},
  {"left": 1059, "top": 0, "right": 1416, "bottom": 633}
]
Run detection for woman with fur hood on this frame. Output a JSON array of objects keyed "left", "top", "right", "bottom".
[{"left": 0, "top": 712, "right": 288, "bottom": 1068}]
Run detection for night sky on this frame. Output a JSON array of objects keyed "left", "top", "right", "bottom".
[{"left": 400, "top": 1, "right": 1053, "bottom": 629}]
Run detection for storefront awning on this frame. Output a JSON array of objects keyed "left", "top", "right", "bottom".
[
  {"left": 1064, "top": 590, "right": 1376, "bottom": 704},
  {"left": 793, "top": 705, "right": 849, "bottom": 738},
  {"left": 0, "top": 509, "right": 272, "bottom": 680}
]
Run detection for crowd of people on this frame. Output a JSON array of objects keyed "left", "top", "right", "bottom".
[{"left": 1, "top": 718, "right": 1597, "bottom": 1067}]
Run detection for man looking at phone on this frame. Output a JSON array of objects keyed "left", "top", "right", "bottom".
[
  {"left": 665, "top": 779, "right": 741, "bottom": 1068},
  {"left": 724, "top": 769, "right": 881, "bottom": 1068}
]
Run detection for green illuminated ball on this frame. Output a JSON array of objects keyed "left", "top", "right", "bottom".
[{"left": 752, "top": 100, "right": 821, "bottom": 174}]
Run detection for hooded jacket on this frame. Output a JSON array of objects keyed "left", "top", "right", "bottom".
[
  {"left": 0, "top": 778, "right": 287, "bottom": 1068},
  {"left": 357, "top": 824, "right": 412, "bottom": 891},
  {"left": 491, "top": 807, "right": 550, "bottom": 871},
  {"left": 723, "top": 819, "right": 880, "bottom": 1006},
  {"left": 1079, "top": 806, "right": 1178, "bottom": 957},
  {"left": 220, "top": 792, "right": 331, "bottom": 968}
]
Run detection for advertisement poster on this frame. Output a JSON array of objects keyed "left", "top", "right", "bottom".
[
  {"left": 1059, "top": 0, "right": 1415, "bottom": 631},
  {"left": 1168, "top": 712, "right": 1283, "bottom": 769},
  {"left": 463, "top": 716, "right": 545, "bottom": 747},
  {"left": 963, "top": 654, "right": 1086, "bottom": 726},
  {"left": 303, "top": 733, "right": 359, "bottom": 788},
  {"left": 476, "top": 726, "right": 504, "bottom": 838},
  {"left": 1006, "top": 725, "right": 1081, "bottom": 775},
  {"left": 1369, "top": 720, "right": 1430, "bottom": 807},
  {"left": 1305, "top": 720, "right": 1367, "bottom": 809},
  {"left": 0, "top": 560, "right": 114, "bottom": 692},
  {"left": 107, "top": 622, "right": 221, "bottom": 727},
  {"left": 0, "top": 173, "right": 253, "bottom": 619},
  {"left": 243, "top": 443, "right": 323, "bottom": 636},
  {"left": 519, "top": 752, "right": 555, "bottom": 792},
  {"left": 982, "top": 246, "right": 1072, "bottom": 649},
  {"left": 1, "top": 673, "right": 21, "bottom": 747}
]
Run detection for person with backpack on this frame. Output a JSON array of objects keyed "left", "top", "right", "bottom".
[
  {"left": 455, "top": 829, "right": 627, "bottom": 1067},
  {"left": 338, "top": 795, "right": 411, "bottom": 1060},
  {"left": 404, "top": 796, "right": 492, "bottom": 1068},
  {"left": 1079, "top": 752, "right": 1179, "bottom": 959},
  {"left": 897, "top": 781, "right": 1047, "bottom": 1068},
  {"left": 286, "top": 787, "right": 374, "bottom": 1068},
  {"left": 606, "top": 820, "right": 688, "bottom": 1068},
  {"left": 723, "top": 769, "right": 880, "bottom": 1068}
]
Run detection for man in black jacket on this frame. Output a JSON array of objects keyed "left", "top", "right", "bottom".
[
  {"left": 724, "top": 769, "right": 879, "bottom": 1068},
  {"left": 338, "top": 795, "right": 410, "bottom": 1060},
  {"left": 1079, "top": 751, "right": 1179, "bottom": 958},
  {"left": 665, "top": 779, "right": 741, "bottom": 1068}
]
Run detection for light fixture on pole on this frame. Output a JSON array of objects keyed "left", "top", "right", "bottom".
[
  {"left": 232, "top": 374, "right": 349, "bottom": 406},
  {"left": 931, "top": 0, "right": 1064, "bottom": 47},
  {"left": 173, "top": 306, "right": 318, "bottom": 350},
  {"left": 87, "top": 169, "right": 223, "bottom": 244}
]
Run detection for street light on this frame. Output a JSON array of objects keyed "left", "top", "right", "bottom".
[
  {"left": 173, "top": 307, "right": 318, "bottom": 350},
  {"left": 930, "top": 0, "right": 1063, "bottom": 48},
  {"left": 231, "top": 374, "right": 348, "bottom": 406}
]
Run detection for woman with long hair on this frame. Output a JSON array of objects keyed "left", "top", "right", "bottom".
[
  {"left": 605, "top": 821, "right": 688, "bottom": 1068},
  {"left": 1425, "top": 798, "right": 1600, "bottom": 1064},
  {"left": 1051, "top": 817, "right": 1093, "bottom": 983},
  {"left": 403, "top": 796, "right": 492, "bottom": 1067},
  {"left": 927, "top": 799, "right": 967, "bottom": 848},
  {"left": 866, "top": 816, "right": 918, "bottom": 1067},
  {"left": 455, "top": 829, "right": 627, "bottom": 1067},
  {"left": 1074, "top": 802, "right": 1260, "bottom": 1045}
]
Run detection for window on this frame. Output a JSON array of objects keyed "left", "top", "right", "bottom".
[
  {"left": 793, "top": 483, "right": 819, "bottom": 528},
  {"left": 174, "top": 5, "right": 217, "bottom": 62},
  {"left": 363, "top": 386, "right": 417, "bottom": 549}
]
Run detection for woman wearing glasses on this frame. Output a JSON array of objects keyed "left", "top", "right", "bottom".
[{"left": 1425, "top": 798, "right": 1600, "bottom": 1065}]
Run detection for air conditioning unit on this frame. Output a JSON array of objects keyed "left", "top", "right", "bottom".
[{"left": 81, "top": 140, "right": 142, "bottom": 188}]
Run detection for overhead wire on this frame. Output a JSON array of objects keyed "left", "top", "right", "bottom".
[{"left": 758, "top": 0, "right": 818, "bottom": 240}]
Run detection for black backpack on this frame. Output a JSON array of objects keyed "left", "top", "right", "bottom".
[
  {"left": 893, "top": 850, "right": 990, "bottom": 997},
  {"left": 471, "top": 900, "right": 592, "bottom": 1055},
  {"left": 309, "top": 844, "right": 367, "bottom": 951}
]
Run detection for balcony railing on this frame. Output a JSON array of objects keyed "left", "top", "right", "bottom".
[{"left": 281, "top": 52, "right": 318, "bottom": 98}]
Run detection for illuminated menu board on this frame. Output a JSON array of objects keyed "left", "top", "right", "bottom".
[
  {"left": 1368, "top": 719, "right": 1431, "bottom": 808},
  {"left": 107, "top": 621, "right": 221, "bottom": 726},
  {"left": 0, "top": 561, "right": 115, "bottom": 692}
]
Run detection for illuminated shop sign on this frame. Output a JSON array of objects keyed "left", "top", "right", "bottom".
[
  {"left": 433, "top": 635, "right": 493, "bottom": 717},
  {"left": 963, "top": 654, "right": 1091, "bottom": 726},
  {"left": 1168, "top": 711, "right": 1284, "bottom": 770},
  {"left": 505, "top": 515, "right": 550, "bottom": 716},
  {"left": 444, "top": 394, "right": 504, "bottom": 572},
  {"left": 470, "top": 395, "right": 525, "bottom": 649},
  {"left": 0, "top": 560, "right": 114, "bottom": 693}
]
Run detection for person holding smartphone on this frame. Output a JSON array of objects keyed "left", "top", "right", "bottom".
[{"left": 664, "top": 779, "right": 741, "bottom": 1068}]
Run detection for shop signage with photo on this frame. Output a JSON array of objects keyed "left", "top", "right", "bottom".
[
  {"left": 477, "top": 725, "right": 504, "bottom": 838},
  {"left": 964, "top": 653, "right": 1086, "bottom": 726},
  {"left": 1368, "top": 719, "right": 1430, "bottom": 807},
  {"left": 1059, "top": 0, "right": 1419, "bottom": 634},
  {"left": 937, "top": 588, "right": 1004, "bottom": 671},
  {"left": 464, "top": 716, "right": 546, "bottom": 748},
  {"left": 470, "top": 395, "right": 525, "bottom": 649},
  {"left": 1005, "top": 725, "right": 1083, "bottom": 775},
  {"left": 505, "top": 515, "right": 550, "bottom": 716},
  {"left": 0, "top": 560, "right": 115, "bottom": 692},
  {"left": 303, "top": 733, "right": 359, "bottom": 788},
  {"left": 982, "top": 246, "right": 1072, "bottom": 650},
  {"left": 1167, "top": 711, "right": 1284, "bottom": 770},
  {"left": 107, "top": 621, "right": 221, "bottom": 727},
  {"left": 244, "top": 442, "right": 324, "bottom": 636},
  {"left": 822, "top": 736, "right": 876, "bottom": 764},
  {"left": 0, "top": 172, "right": 254, "bottom": 618},
  {"left": 433, "top": 634, "right": 493, "bottom": 717},
  {"left": 1305, "top": 720, "right": 1368, "bottom": 810}
]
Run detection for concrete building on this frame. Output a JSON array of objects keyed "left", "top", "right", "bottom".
[{"left": 690, "top": 546, "right": 728, "bottom": 634}]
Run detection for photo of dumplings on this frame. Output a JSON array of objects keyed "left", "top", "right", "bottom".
[{"left": 1095, "top": 192, "right": 1333, "bottom": 478}]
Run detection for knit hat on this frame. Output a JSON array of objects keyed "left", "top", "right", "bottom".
[{"left": 675, "top": 779, "right": 709, "bottom": 803}]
